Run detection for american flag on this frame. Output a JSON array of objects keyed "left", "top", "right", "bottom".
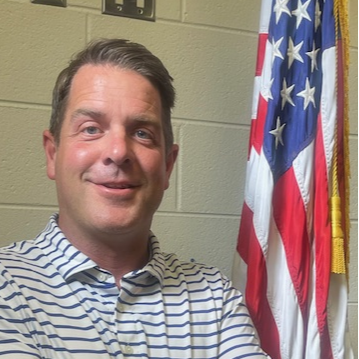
[{"left": 232, "top": 0, "right": 353, "bottom": 358}]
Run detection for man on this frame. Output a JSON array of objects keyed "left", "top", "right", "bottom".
[{"left": 0, "top": 39, "right": 269, "bottom": 358}]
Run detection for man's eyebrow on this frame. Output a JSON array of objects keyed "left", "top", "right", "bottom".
[
  {"left": 69, "top": 110, "right": 162, "bottom": 130},
  {"left": 131, "top": 115, "right": 160, "bottom": 124},
  {"left": 70, "top": 108, "right": 104, "bottom": 122}
]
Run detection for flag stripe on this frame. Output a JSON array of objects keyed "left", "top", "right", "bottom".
[
  {"left": 273, "top": 167, "right": 310, "bottom": 318},
  {"left": 314, "top": 111, "right": 333, "bottom": 359},
  {"left": 237, "top": 202, "right": 281, "bottom": 359}
]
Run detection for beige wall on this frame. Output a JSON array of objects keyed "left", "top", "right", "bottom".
[{"left": 0, "top": 0, "right": 357, "bottom": 356}]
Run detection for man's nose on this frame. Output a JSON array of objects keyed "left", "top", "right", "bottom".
[{"left": 102, "top": 131, "right": 132, "bottom": 166}]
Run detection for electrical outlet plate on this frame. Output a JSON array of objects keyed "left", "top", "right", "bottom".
[
  {"left": 102, "top": 0, "right": 155, "bottom": 22},
  {"left": 31, "top": 0, "right": 66, "bottom": 7}
]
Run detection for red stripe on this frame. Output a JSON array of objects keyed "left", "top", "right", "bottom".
[
  {"left": 272, "top": 168, "right": 311, "bottom": 320},
  {"left": 256, "top": 34, "right": 268, "bottom": 76},
  {"left": 252, "top": 95, "right": 268, "bottom": 155},
  {"left": 250, "top": 33, "right": 269, "bottom": 155},
  {"left": 314, "top": 113, "right": 333, "bottom": 359},
  {"left": 237, "top": 202, "right": 281, "bottom": 359}
]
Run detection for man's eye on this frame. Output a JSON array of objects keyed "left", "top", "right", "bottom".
[
  {"left": 83, "top": 126, "right": 100, "bottom": 135},
  {"left": 136, "top": 130, "right": 151, "bottom": 139}
]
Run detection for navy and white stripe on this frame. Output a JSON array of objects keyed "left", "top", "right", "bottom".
[{"left": 0, "top": 214, "right": 269, "bottom": 358}]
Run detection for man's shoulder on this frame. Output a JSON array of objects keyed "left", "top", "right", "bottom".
[
  {"left": 0, "top": 239, "right": 39, "bottom": 258},
  {"left": 160, "top": 252, "right": 232, "bottom": 291},
  {"left": 0, "top": 238, "right": 50, "bottom": 277},
  {"left": 153, "top": 252, "right": 244, "bottom": 314},
  {"left": 161, "top": 252, "right": 224, "bottom": 275}
]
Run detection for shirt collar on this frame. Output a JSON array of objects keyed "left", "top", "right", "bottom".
[
  {"left": 138, "top": 232, "right": 166, "bottom": 285},
  {"left": 35, "top": 214, "right": 96, "bottom": 280},
  {"left": 35, "top": 214, "right": 167, "bottom": 285}
]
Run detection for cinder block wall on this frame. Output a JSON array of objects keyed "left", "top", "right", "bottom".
[{"left": 0, "top": 0, "right": 357, "bottom": 356}]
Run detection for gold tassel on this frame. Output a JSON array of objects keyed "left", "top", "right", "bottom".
[
  {"left": 331, "top": 0, "right": 350, "bottom": 276},
  {"left": 330, "top": 197, "right": 346, "bottom": 273},
  {"left": 339, "top": 0, "right": 351, "bottom": 274}
]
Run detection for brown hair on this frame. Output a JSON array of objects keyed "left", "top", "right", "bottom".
[{"left": 50, "top": 38, "right": 175, "bottom": 152}]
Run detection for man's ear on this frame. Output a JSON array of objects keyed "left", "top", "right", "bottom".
[
  {"left": 43, "top": 130, "right": 57, "bottom": 180},
  {"left": 164, "top": 144, "right": 179, "bottom": 190}
]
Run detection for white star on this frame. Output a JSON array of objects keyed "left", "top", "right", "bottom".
[
  {"left": 297, "top": 78, "right": 316, "bottom": 110},
  {"left": 272, "top": 37, "right": 284, "bottom": 63},
  {"left": 306, "top": 42, "right": 320, "bottom": 72},
  {"left": 315, "top": 0, "right": 322, "bottom": 30},
  {"left": 292, "top": 0, "right": 312, "bottom": 28},
  {"left": 280, "top": 79, "right": 295, "bottom": 108},
  {"left": 273, "top": 0, "right": 291, "bottom": 23},
  {"left": 287, "top": 37, "right": 304, "bottom": 68},
  {"left": 269, "top": 117, "right": 286, "bottom": 149},
  {"left": 262, "top": 78, "right": 274, "bottom": 101}
]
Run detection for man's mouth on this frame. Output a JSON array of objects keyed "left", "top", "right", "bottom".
[{"left": 102, "top": 183, "right": 134, "bottom": 189}]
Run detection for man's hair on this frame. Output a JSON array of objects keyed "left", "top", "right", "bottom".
[{"left": 50, "top": 38, "right": 175, "bottom": 153}]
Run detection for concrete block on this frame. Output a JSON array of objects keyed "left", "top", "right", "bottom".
[
  {"left": 348, "top": 303, "right": 358, "bottom": 359},
  {"left": 157, "top": 0, "right": 181, "bottom": 21},
  {"left": 0, "top": 207, "right": 55, "bottom": 247},
  {"left": 179, "top": 123, "right": 249, "bottom": 215},
  {"left": 0, "top": 1, "right": 86, "bottom": 104},
  {"left": 152, "top": 213, "right": 239, "bottom": 278},
  {"left": 349, "top": 0, "right": 358, "bottom": 49},
  {"left": 0, "top": 106, "right": 57, "bottom": 206},
  {"left": 68, "top": 0, "right": 99, "bottom": 9},
  {"left": 349, "top": 137, "right": 358, "bottom": 218},
  {"left": 349, "top": 49, "right": 358, "bottom": 135},
  {"left": 183, "top": 0, "right": 261, "bottom": 32},
  {"left": 348, "top": 222, "right": 358, "bottom": 302}
]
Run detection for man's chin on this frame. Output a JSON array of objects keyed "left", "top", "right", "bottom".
[{"left": 90, "top": 215, "right": 149, "bottom": 237}]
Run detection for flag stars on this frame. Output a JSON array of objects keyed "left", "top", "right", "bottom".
[
  {"left": 273, "top": 0, "right": 291, "bottom": 23},
  {"left": 297, "top": 78, "right": 316, "bottom": 109},
  {"left": 292, "top": 0, "right": 312, "bottom": 28},
  {"left": 262, "top": 78, "right": 274, "bottom": 101},
  {"left": 287, "top": 37, "right": 304, "bottom": 68},
  {"left": 269, "top": 117, "right": 286, "bottom": 149},
  {"left": 306, "top": 42, "right": 320, "bottom": 72},
  {"left": 280, "top": 79, "right": 295, "bottom": 108},
  {"left": 315, "top": 0, "right": 322, "bottom": 30},
  {"left": 272, "top": 37, "right": 285, "bottom": 63}
]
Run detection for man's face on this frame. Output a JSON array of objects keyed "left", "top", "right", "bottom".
[{"left": 43, "top": 64, "right": 178, "bottom": 242}]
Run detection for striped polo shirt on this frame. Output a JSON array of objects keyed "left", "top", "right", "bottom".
[{"left": 0, "top": 214, "right": 269, "bottom": 358}]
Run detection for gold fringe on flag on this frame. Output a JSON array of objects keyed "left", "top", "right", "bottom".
[
  {"left": 330, "top": 197, "right": 346, "bottom": 273},
  {"left": 331, "top": 0, "right": 350, "bottom": 275}
]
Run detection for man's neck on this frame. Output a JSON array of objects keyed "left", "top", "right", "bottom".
[
  {"left": 81, "top": 236, "right": 150, "bottom": 284},
  {"left": 58, "top": 220, "right": 151, "bottom": 286}
]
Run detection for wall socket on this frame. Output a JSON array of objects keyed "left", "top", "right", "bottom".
[{"left": 102, "top": 0, "right": 155, "bottom": 22}]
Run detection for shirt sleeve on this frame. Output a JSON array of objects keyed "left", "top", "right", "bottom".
[
  {"left": 0, "top": 270, "right": 42, "bottom": 358},
  {"left": 217, "top": 276, "right": 271, "bottom": 358}
]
